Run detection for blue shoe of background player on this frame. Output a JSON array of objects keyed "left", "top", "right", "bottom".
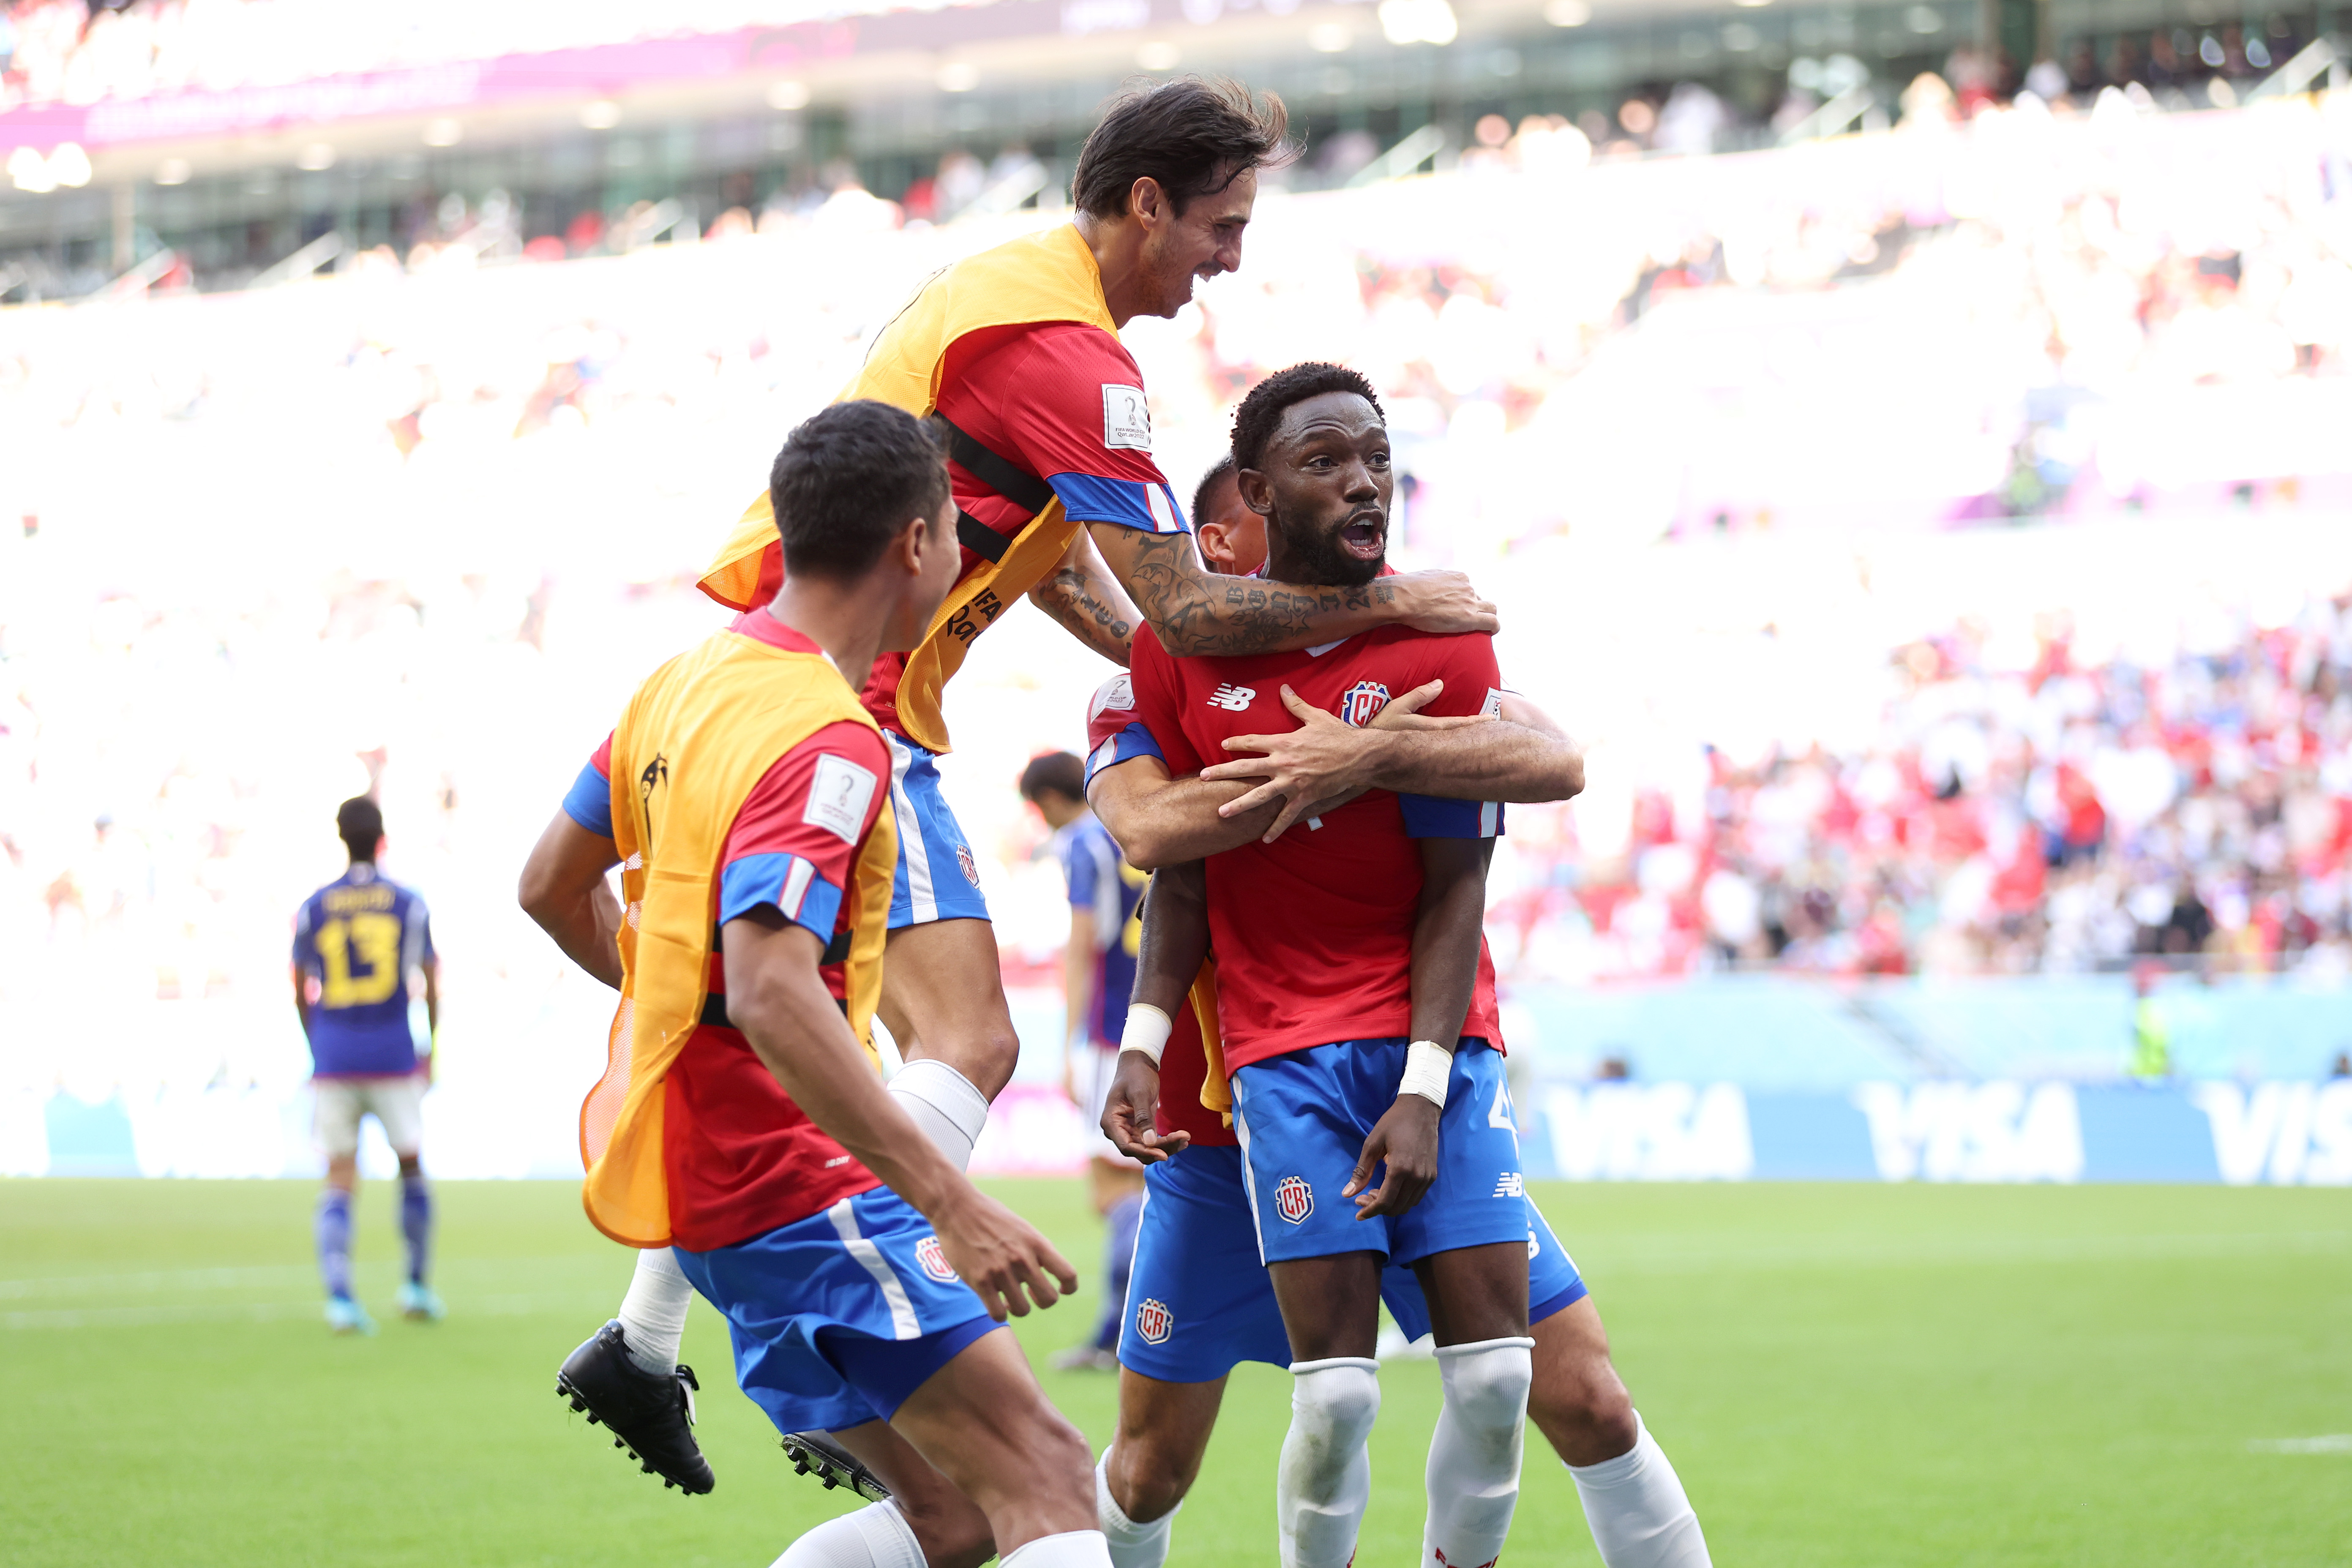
[
  {"left": 398, "top": 1282, "right": 446, "bottom": 1322},
  {"left": 325, "top": 1295, "right": 377, "bottom": 1336}
]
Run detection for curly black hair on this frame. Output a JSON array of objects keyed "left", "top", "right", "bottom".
[{"left": 1228, "top": 362, "right": 1384, "bottom": 473}]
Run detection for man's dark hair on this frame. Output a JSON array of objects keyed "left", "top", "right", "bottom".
[
  {"left": 1229, "top": 362, "right": 1385, "bottom": 473},
  {"left": 1191, "top": 453, "right": 1238, "bottom": 526},
  {"left": 769, "top": 400, "right": 951, "bottom": 581},
  {"left": 1018, "top": 751, "right": 1087, "bottom": 805},
  {"left": 336, "top": 796, "right": 384, "bottom": 862},
  {"left": 1072, "top": 77, "right": 1292, "bottom": 220}
]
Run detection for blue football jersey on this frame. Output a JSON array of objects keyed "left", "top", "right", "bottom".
[
  {"left": 1061, "top": 815, "right": 1145, "bottom": 1048},
  {"left": 293, "top": 865, "right": 433, "bottom": 1077}
]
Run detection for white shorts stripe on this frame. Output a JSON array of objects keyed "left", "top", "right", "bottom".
[
  {"left": 884, "top": 733, "right": 939, "bottom": 926},
  {"left": 1230, "top": 1096, "right": 1270, "bottom": 1266},
  {"left": 827, "top": 1197, "right": 922, "bottom": 1339},
  {"left": 1481, "top": 800, "right": 1500, "bottom": 837}
]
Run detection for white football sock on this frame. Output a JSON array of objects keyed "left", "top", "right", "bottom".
[
  {"left": 1097, "top": 1448, "right": 1179, "bottom": 1568},
  {"left": 615, "top": 1246, "right": 693, "bottom": 1375},
  {"left": 1000, "top": 1530, "right": 1114, "bottom": 1566},
  {"left": 1423, "top": 1336, "right": 1534, "bottom": 1568},
  {"left": 769, "top": 1500, "right": 925, "bottom": 1568},
  {"left": 890, "top": 1058, "right": 992, "bottom": 1172},
  {"left": 1567, "top": 1412, "right": 1712, "bottom": 1568},
  {"left": 1277, "top": 1356, "right": 1381, "bottom": 1568}
]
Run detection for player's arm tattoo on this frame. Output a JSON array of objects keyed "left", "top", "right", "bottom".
[
  {"left": 1030, "top": 532, "right": 1137, "bottom": 667},
  {"left": 1092, "top": 524, "right": 1410, "bottom": 658}
]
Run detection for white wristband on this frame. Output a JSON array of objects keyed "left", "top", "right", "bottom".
[
  {"left": 1398, "top": 1039, "right": 1452, "bottom": 1108},
  {"left": 1120, "top": 1004, "right": 1173, "bottom": 1068}
]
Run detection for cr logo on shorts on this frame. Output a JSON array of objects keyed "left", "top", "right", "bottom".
[
  {"left": 916, "top": 1235, "right": 957, "bottom": 1282},
  {"left": 1134, "top": 1297, "right": 1174, "bottom": 1345},
  {"left": 1275, "top": 1175, "right": 1314, "bottom": 1224},
  {"left": 1337, "top": 680, "right": 1391, "bottom": 727},
  {"left": 955, "top": 844, "right": 981, "bottom": 886}
]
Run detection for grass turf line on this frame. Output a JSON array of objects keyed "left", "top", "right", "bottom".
[{"left": 0, "top": 1179, "right": 2345, "bottom": 1566}]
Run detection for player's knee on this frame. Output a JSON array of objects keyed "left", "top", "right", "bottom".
[
  {"left": 910, "top": 1017, "right": 1019, "bottom": 1099},
  {"left": 1528, "top": 1354, "right": 1636, "bottom": 1461},
  {"left": 1437, "top": 1338, "right": 1534, "bottom": 1438},
  {"left": 1017, "top": 1408, "right": 1098, "bottom": 1520},
  {"left": 1114, "top": 1433, "right": 1205, "bottom": 1522},
  {"left": 1290, "top": 1358, "right": 1382, "bottom": 1445},
  {"left": 895, "top": 1496, "right": 993, "bottom": 1568},
  {"left": 396, "top": 1154, "right": 422, "bottom": 1179}
]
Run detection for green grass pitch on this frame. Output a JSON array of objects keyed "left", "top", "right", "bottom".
[{"left": 2, "top": 1178, "right": 2346, "bottom": 1566}]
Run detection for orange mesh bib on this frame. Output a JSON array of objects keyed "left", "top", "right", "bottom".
[{"left": 580, "top": 629, "right": 896, "bottom": 1247}]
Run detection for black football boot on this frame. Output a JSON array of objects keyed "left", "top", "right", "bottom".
[
  {"left": 555, "top": 1320, "right": 715, "bottom": 1494},
  {"left": 779, "top": 1430, "right": 893, "bottom": 1502}
]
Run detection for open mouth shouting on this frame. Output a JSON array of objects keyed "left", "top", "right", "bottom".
[{"left": 1339, "top": 511, "right": 1386, "bottom": 560}]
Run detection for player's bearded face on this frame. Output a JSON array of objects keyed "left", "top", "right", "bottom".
[{"left": 1260, "top": 391, "right": 1391, "bottom": 589}]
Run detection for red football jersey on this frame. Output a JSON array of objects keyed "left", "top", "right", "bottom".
[
  {"left": 738, "top": 320, "right": 1187, "bottom": 738},
  {"left": 1114, "top": 627, "right": 1508, "bottom": 1073}
]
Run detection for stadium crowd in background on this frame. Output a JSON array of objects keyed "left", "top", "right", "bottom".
[
  {"left": 0, "top": 0, "right": 2330, "bottom": 149},
  {"left": 1484, "top": 593, "right": 2352, "bottom": 983},
  {"left": 5, "top": 102, "right": 2352, "bottom": 1117}
]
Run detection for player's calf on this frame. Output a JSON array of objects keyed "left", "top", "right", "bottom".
[
  {"left": 1277, "top": 1355, "right": 1382, "bottom": 1568},
  {"left": 1526, "top": 1299, "right": 1710, "bottom": 1568},
  {"left": 887, "top": 1329, "right": 1105, "bottom": 1564},
  {"left": 1423, "top": 1336, "right": 1534, "bottom": 1568},
  {"left": 1525, "top": 1298, "right": 1638, "bottom": 1466}
]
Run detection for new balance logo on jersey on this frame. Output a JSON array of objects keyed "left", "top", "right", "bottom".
[
  {"left": 1206, "top": 684, "right": 1255, "bottom": 712},
  {"left": 1493, "top": 1173, "right": 1525, "bottom": 1198},
  {"left": 1134, "top": 1297, "right": 1174, "bottom": 1344},
  {"left": 1275, "top": 1175, "right": 1314, "bottom": 1223},
  {"left": 916, "top": 1235, "right": 957, "bottom": 1282}
]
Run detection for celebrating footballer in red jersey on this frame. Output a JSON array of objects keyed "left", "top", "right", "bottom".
[{"left": 1079, "top": 364, "right": 1711, "bottom": 1568}]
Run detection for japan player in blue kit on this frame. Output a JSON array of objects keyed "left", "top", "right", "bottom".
[
  {"left": 1082, "top": 370, "right": 1713, "bottom": 1568},
  {"left": 292, "top": 796, "right": 442, "bottom": 1334},
  {"left": 1019, "top": 750, "right": 1149, "bottom": 1372}
]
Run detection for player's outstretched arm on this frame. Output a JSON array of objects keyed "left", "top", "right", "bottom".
[
  {"left": 1028, "top": 528, "right": 1139, "bottom": 667},
  {"left": 721, "top": 908, "right": 1078, "bottom": 1321},
  {"left": 1202, "top": 683, "right": 1585, "bottom": 837},
  {"left": 1089, "top": 522, "right": 1496, "bottom": 659},
  {"left": 1347, "top": 837, "right": 1490, "bottom": 1220},
  {"left": 1100, "top": 862, "right": 1207, "bottom": 1163},
  {"left": 516, "top": 810, "right": 626, "bottom": 991},
  {"left": 1087, "top": 750, "right": 1287, "bottom": 870}
]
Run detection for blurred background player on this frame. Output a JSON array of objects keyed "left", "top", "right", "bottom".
[
  {"left": 291, "top": 796, "right": 442, "bottom": 1334},
  {"left": 1019, "top": 750, "right": 1147, "bottom": 1374}
]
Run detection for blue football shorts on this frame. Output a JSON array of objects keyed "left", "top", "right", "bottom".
[
  {"left": 882, "top": 730, "right": 991, "bottom": 930},
  {"left": 1232, "top": 1038, "right": 1531, "bottom": 1269},
  {"left": 1117, "top": 1145, "right": 1587, "bottom": 1384},
  {"left": 673, "top": 1186, "right": 1002, "bottom": 1435}
]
